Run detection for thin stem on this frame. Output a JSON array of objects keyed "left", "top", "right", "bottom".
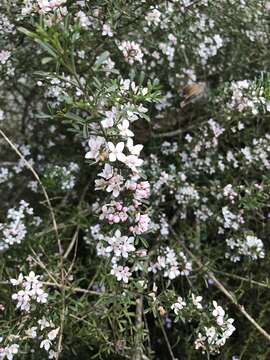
[
  {"left": 213, "top": 269, "right": 270, "bottom": 290},
  {"left": 169, "top": 227, "right": 270, "bottom": 343},
  {"left": 0, "top": 129, "right": 66, "bottom": 358},
  {"left": 158, "top": 314, "right": 176, "bottom": 360}
]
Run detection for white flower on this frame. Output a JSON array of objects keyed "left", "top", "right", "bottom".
[
  {"left": 120, "top": 238, "right": 135, "bottom": 258},
  {"left": 0, "top": 110, "right": 4, "bottom": 121},
  {"left": 24, "top": 271, "right": 39, "bottom": 290},
  {"left": 126, "top": 138, "right": 143, "bottom": 155},
  {"left": 48, "top": 327, "right": 60, "bottom": 341},
  {"left": 48, "top": 350, "right": 58, "bottom": 359},
  {"left": 98, "top": 164, "right": 114, "bottom": 180},
  {"left": 40, "top": 339, "right": 52, "bottom": 352},
  {"left": 125, "top": 155, "right": 143, "bottom": 172},
  {"left": 108, "top": 142, "right": 126, "bottom": 162},
  {"left": 171, "top": 296, "right": 186, "bottom": 314},
  {"left": 146, "top": 9, "right": 161, "bottom": 26},
  {"left": 191, "top": 294, "right": 203, "bottom": 309},
  {"left": 102, "top": 23, "right": 113, "bottom": 37},
  {"left": 165, "top": 265, "right": 180, "bottom": 280},
  {"left": 25, "top": 327, "right": 38, "bottom": 338},
  {"left": 105, "top": 230, "right": 135, "bottom": 258},
  {"left": 212, "top": 301, "right": 225, "bottom": 325},
  {"left": 117, "top": 119, "right": 134, "bottom": 138},
  {"left": 76, "top": 10, "right": 92, "bottom": 28},
  {"left": 101, "top": 108, "right": 116, "bottom": 128},
  {"left": 38, "top": 317, "right": 53, "bottom": 331},
  {"left": 4, "top": 344, "right": 19, "bottom": 360},
  {"left": 36, "top": 288, "right": 48, "bottom": 303},
  {"left": 10, "top": 273, "right": 24, "bottom": 286}
]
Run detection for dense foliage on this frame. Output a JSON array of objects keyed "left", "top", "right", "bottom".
[{"left": 1, "top": 1, "right": 270, "bottom": 359}]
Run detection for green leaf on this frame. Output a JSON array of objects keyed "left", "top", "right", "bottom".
[
  {"left": 17, "top": 26, "right": 36, "bottom": 38},
  {"left": 63, "top": 112, "right": 85, "bottom": 124},
  {"left": 34, "top": 38, "right": 58, "bottom": 58}
]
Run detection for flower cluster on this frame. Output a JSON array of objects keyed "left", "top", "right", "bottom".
[
  {"left": 148, "top": 246, "right": 192, "bottom": 280},
  {"left": 226, "top": 80, "right": 270, "bottom": 115},
  {"left": 84, "top": 82, "right": 153, "bottom": 283},
  {"left": 43, "top": 162, "right": 79, "bottom": 191},
  {"left": 226, "top": 235, "right": 265, "bottom": 262},
  {"left": 0, "top": 200, "right": 39, "bottom": 251},
  {"left": 0, "top": 342, "right": 19, "bottom": 360},
  {"left": 118, "top": 41, "right": 144, "bottom": 65},
  {"left": 170, "top": 295, "right": 235, "bottom": 355},
  {"left": 194, "top": 301, "right": 235, "bottom": 354},
  {"left": 0, "top": 272, "right": 59, "bottom": 359},
  {"left": 21, "top": 0, "right": 67, "bottom": 16},
  {"left": 11, "top": 271, "right": 48, "bottom": 312}
]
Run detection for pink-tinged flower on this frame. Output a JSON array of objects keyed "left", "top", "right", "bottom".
[
  {"left": 115, "top": 202, "right": 123, "bottom": 211},
  {"left": 106, "top": 230, "right": 135, "bottom": 258},
  {"left": 136, "top": 249, "right": 148, "bottom": 257},
  {"left": 118, "top": 40, "right": 144, "bottom": 65},
  {"left": 112, "top": 214, "right": 120, "bottom": 223},
  {"left": 111, "top": 264, "right": 132, "bottom": 283},
  {"left": 132, "top": 213, "right": 151, "bottom": 234},
  {"left": 106, "top": 174, "right": 124, "bottom": 197},
  {"left": 125, "top": 180, "right": 137, "bottom": 191},
  {"left": 37, "top": 0, "right": 66, "bottom": 14},
  {"left": 135, "top": 181, "right": 150, "bottom": 200},
  {"left": 85, "top": 136, "right": 105, "bottom": 161},
  {"left": 117, "top": 119, "right": 134, "bottom": 138},
  {"left": 108, "top": 142, "right": 126, "bottom": 162},
  {"left": 3, "top": 344, "right": 19, "bottom": 359},
  {"left": 126, "top": 138, "right": 143, "bottom": 155}
]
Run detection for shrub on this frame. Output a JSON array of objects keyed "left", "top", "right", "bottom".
[{"left": 1, "top": 1, "right": 270, "bottom": 359}]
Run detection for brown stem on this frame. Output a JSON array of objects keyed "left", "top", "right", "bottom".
[{"left": 132, "top": 296, "right": 144, "bottom": 360}]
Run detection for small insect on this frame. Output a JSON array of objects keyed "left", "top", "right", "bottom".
[
  {"left": 158, "top": 305, "right": 167, "bottom": 316},
  {"left": 180, "top": 82, "right": 207, "bottom": 108},
  {"left": 99, "top": 150, "right": 108, "bottom": 162}
]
